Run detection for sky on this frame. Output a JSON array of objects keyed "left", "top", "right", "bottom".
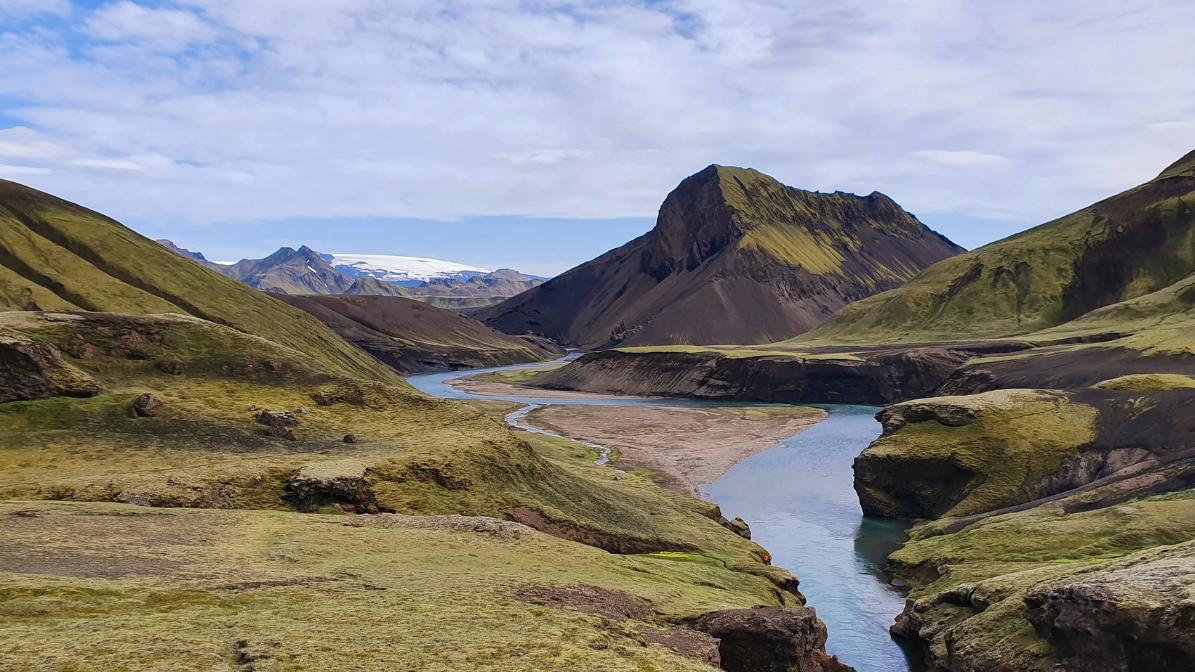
[{"left": 1, "top": 1, "right": 1194, "bottom": 276}]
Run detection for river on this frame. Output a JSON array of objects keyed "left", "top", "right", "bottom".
[{"left": 407, "top": 360, "right": 924, "bottom": 672}]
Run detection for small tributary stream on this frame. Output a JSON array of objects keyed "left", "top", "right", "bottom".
[{"left": 407, "top": 358, "right": 924, "bottom": 672}]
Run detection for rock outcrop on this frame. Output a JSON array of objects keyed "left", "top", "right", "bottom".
[
  {"left": 687, "top": 607, "right": 853, "bottom": 672},
  {"left": 0, "top": 329, "right": 100, "bottom": 403},
  {"left": 1024, "top": 541, "right": 1195, "bottom": 672},
  {"left": 288, "top": 459, "right": 381, "bottom": 513},
  {"left": 479, "top": 164, "right": 961, "bottom": 349}
]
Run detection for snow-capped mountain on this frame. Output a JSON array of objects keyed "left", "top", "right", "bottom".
[
  {"left": 326, "top": 253, "right": 491, "bottom": 285},
  {"left": 155, "top": 241, "right": 546, "bottom": 306}
]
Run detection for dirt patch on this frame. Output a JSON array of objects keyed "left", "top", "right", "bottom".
[
  {"left": 515, "top": 584, "right": 651, "bottom": 621},
  {"left": 0, "top": 549, "right": 181, "bottom": 579},
  {"left": 638, "top": 625, "right": 721, "bottom": 665}
]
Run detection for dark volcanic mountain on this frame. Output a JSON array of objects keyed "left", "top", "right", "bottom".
[{"left": 477, "top": 164, "right": 963, "bottom": 348}]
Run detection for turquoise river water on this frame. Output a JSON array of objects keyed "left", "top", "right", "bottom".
[{"left": 407, "top": 359, "right": 925, "bottom": 672}]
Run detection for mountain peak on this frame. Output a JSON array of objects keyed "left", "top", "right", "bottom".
[{"left": 481, "top": 165, "right": 963, "bottom": 348}]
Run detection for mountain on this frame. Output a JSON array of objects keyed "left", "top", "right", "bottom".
[
  {"left": 220, "top": 245, "right": 354, "bottom": 294},
  {"left": 275, "top": 294, "right": 562, "bottom": 372},
  {"left": 154, "top": 239, "right": 225, "bottom": 272},
  {"left": 809, "top": 148, "right": 1195, "bottom": 343},
  {"left": 0, "top": 180, "right": 394, "bottom": 381},
  {"left": 160, "top": 243, "right": 545, "bottom": 304},
  {"left": 477, "top": 164, "right": 963, "bottom": 349}
]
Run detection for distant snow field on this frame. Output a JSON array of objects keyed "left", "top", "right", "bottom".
[{"left": 328, "top": 253, "right": 492, "bottom": 282}]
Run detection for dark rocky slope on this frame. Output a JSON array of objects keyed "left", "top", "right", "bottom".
[
  {"left": 478, "top": 165, "right": 961, "bottom": 349},
  {"left": 276, "top": 293, "right": 561, "bottom": 373}
]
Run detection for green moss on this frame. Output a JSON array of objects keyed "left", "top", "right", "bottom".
[
  {"left": 1093, "top": 373, "right": 1195, "bottom": 391},
  {"left": 862, "top": 390, "right": 1098, "bottom": 517},
  {"left": 805, "top": 166, "right": 1195, "bottom": 345},
  {"left": 0, "top": 501, "right": 768, "bottom": 671}
]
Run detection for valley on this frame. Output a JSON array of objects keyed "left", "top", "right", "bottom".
[{"left": 1, "top": 148, "right": 1193, "bottom": 672}]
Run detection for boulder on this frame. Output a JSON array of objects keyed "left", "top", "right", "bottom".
[
  {"left": 719, "top": 516, "right": 752, "bottom": 540},
  {"left": 129, "top": 393, "right": 162, "bottom": 418},
  {"left": 343, "top": 433, "right": 357, "bottom": 444},
  {"left": 255, "top": 409, "right": 298, "bottom": 428},
  {"left": 687, "top": 606, "right": 851, "bottom": 672},
  {"left": 288, "top": 459, "right": 379, "bottom": 513}
]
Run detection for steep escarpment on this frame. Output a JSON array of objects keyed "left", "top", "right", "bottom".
[
  {"left": 276, "top": 293, "right": 561, "bottom": 373},
  {"left": 811, "top": 147, "right": 1195, "bottom": 343},
  {"left": 536, "top": 344, "right": 1027, "bottom": 405},
  {"left": 478, "top": 165, "right": 961, "bottom": 348}
]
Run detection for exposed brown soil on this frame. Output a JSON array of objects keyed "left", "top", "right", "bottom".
[{"left": 515, "top": 584, "right": 651, "bottom": 621}]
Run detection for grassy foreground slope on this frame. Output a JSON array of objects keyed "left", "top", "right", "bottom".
[
  {"left": 0, "top": 180, "right": 394, "bottom": 382},
  {"left": 0, "top": 309, "right": 821, "bottom": 670},
  {"left": 807, "top": 149, "right": 1195, "bottom": 343}
]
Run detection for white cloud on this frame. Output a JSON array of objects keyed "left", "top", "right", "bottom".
[
  {"left": 0, "top": 163, "right": 51, "bottom": 176},
  {"left": 71, "top": 157, "right": 143, "bottom": 171},
  {"left": 913, "top": 150, "right": 1008, "bottom": 168},
  {"left": 86, "top": 1, "right": 216, "bottom": 50},
  {"left": 0, "top": 0, "right": 70, "bottom": 20},
  {"left": 0, "top": 0, "right": 1191, "bottom": 250},
  {"left": 0, "top": 127, "right": 69, "bottom": 160}
]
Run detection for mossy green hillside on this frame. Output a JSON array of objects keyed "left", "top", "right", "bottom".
[
  {"left": 0, "top": 311, "right": 781, "bottom": 574},
  {"left": 808, "top": 152, "right": 1195, "bottom": 343},
  {"left": 0, "top": 180, "right": 395, "bottom": 382},
  {"left": 713, "top": 165, "right": 945, "bottom": 282}
]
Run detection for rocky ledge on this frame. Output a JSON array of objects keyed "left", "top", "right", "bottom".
[
  {"left": 534, "top": 343, "right": 1029, "bottom": 406},
  {"left": 687, "top": 607, "right": 854, "bottom": 672}
]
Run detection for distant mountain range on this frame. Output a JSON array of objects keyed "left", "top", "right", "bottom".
[
  {"left": 478, "top": 164, "right": 963, "bottom": 348},
  {"left": 155, "top": 241, "right": 545, "bottom": 308}
]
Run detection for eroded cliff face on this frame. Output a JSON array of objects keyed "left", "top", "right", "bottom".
[
  {"left": 862, "top": 384, "right": 1195, "bottom": 671},
  {"left": 534, "top": 345, "right": 1014, "bottom": 406},
  {"left": 479, "top": 165, "right": 961, "bottom": 349}
]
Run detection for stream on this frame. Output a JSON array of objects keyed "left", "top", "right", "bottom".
[{"left": 407, "top": 359, "right": 924, "bottom": 672}]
